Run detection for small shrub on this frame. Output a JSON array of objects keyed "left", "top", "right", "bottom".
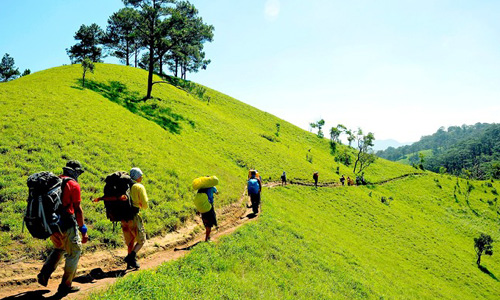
[
  {"left": 260, "top": 134, "right": 278, "bottom": 143},
  {"left": 306, "top": 152, "right": 313, "bottom": 163},
  {"left": 492, "top": 188, "right": 498, "bottom": 195}
]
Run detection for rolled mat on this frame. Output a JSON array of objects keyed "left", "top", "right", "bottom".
[{"left": 192, "top": 176, "right": 219, "bottom": 190}]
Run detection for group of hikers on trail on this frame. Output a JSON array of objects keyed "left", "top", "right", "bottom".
[
  {"left": 25, "top": 159, "right": 362, "bottom": 296},
  {"left": 30, "top": 161, "right": 148, "bottom": 296},
  {"left": 26, "top": 160, "right": 263, "bottom": 296},
  {"left": 340, "top": 174, "right": 366, "bottom": 186}
]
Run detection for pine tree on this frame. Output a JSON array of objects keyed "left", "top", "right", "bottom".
[{"left": 0, "top": 53, "right": 21, "bottom": 82}]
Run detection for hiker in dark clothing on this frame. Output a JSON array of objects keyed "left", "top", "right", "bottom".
[
  {"left": 313, "top": 172, "right": 319, "bottom": 187},
  {"left": 248, "top": 170, "right": 262, "bottom": 214},
  {"left": 340, "top": 175, "right": 345, "bottom": 186},
  {"left": 281, "top": 171, "right": 287, "bottom": 186},
  {"left": 37, "top": 160, "right": 88, "bottom": 296}
]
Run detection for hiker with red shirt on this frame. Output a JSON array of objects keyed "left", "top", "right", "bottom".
[{"left": 37, "top": 160, "right": 88, "bottom": 296}]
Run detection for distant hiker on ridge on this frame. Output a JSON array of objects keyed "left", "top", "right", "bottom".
[
  {"left": 313, "top": 171, "right": 319, "bottom": 188},
  {"left": 37, "top": 160, "right": 88, "bottom": 296},
  {"left": 281, "top": 171, "right": 287, "bottom": 186},
  {"left": 248, "top": 170, "right": 262, "bottom": 214}
]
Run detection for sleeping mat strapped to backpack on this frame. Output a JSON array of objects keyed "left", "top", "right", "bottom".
[{"left": 192, "top": 176, "right": 219, "bottom": 190}]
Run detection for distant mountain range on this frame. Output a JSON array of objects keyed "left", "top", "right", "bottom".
[{"left": 376, "top": 123, "right": 500, "bottom": 179}]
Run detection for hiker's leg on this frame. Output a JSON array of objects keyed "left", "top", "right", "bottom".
[
  {"left": 40, "top": 233, "right": 65, "bottom": 278},
  {"left": 61, "top": 227, "right": 82, "bottom": 288},
  {"left": 250, "top": 194, "right": 259, "bottom": 214},
  {"left": 132, "top": 215, "right": 146, "bottom": 254},
  {"left": 254, "top": 193, "right": 261, "bottom": 214},
  {"left": 205, "top": 226, "right": 211, "bottom": 241},
  {"left": 40, "top": 249, "right": 64, "bottom": 278},
  {"left": 122, "top": 220, "right": 135, "bottom": 254},
  {"left": 211, "top": 207, "right": 218, "bottom": 228}
]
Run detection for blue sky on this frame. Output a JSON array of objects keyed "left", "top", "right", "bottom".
[{"left": 1, "top": 0, "right": 499, "bottom": 142}]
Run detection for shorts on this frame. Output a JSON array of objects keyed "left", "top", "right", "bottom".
[
  {"left": 201, "top": 206, "right": 217, "bottom": 228},
  {"left": 250, "top": 193, "right": 261, "bottom": 214},
  {"left": 121, "top": 214, "right": 146, "bottom": 247}
]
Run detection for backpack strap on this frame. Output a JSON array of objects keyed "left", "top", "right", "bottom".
[{"left": 59, "top": 177, "right": 76, "bottom": 215}]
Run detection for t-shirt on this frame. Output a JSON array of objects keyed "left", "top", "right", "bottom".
[
  {"left": 206, "top": 186, "right": 217, "bottom": 204},
  {"left": 131, "top": 183, "right": 149, "bottom": 209},
  {"left": 59, "top": 175, "right": 81, "bottom": 215}
]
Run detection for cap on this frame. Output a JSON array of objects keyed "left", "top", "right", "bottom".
[
  {"left": 66, "top": 160, "right": 84, "bottom": 173},
  {"left": 130, "top": 167, "right": 143, "bottom": 180}
]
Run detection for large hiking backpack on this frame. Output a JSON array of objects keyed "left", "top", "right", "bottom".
[
  {"left": 248, "top": 178, "right": 260, "bottom": 195},
  {"left": 194, "top": 190, "right": 212, "bottom": 213},
  {"left": 103, "top": 171, "right": 138, "bottom": 221},
  {"left": 25, "top": 172, "right": 72, "bottom": 239}
]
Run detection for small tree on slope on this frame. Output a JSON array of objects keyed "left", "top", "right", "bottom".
[
  {"left": 81, "top": 58, "right": 95, "bottom": 88},
  {"left": 474, "top": 233, "right": 493, "bottom": 266},
  {"left": 353, "top": 128, "right": 376, "bottom": 174}
]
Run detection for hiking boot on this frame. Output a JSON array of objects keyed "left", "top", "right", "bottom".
[
  {"left": 57, "top": 284, "right": 80, "bottom": 296},
  {"left": 125, "top": 251, "right": 140, "bottom": 269},
  {"left": 37, "top": 272, "right": 49, "bottom": 287}
]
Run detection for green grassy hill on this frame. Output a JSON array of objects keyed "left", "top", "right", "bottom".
[
  {"left": 0, "top": 64, "right": 413, "bottom": 260},
  {"left": 1, "top": 64, "right": 499, "bottom": 299},
  {"left": 93, "top": 175, "right": 500, "bottom": 299}
]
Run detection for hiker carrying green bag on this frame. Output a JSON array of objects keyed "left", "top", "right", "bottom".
[{"left": 192, "top": 176, "right": 219, "bottom": 241}]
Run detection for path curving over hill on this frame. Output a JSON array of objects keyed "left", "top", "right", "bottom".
[{"left": 0, "top": 173, "right": 424, "bottom": 300}]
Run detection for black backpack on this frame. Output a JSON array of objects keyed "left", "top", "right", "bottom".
[
  {"left": 103, "top": 171, "right": 138, "bottom": 221},
  {"left": 24, "top": 172, "right": 73, "bottom": 239}
]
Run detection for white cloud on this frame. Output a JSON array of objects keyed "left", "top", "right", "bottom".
[{"left": 264, "top": 0, "right": 280, "bottom": 20}]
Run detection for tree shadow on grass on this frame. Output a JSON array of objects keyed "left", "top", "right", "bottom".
[
  {"left": 72, "top": 79, "right": 194, "bottom": 134},
  {"left": 479, "top": 265, "right": 499, "bottom": 281}
]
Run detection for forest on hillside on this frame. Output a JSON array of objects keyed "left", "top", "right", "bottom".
[{"left": 377, "top": 123, "right": 500, "bottom": 179}]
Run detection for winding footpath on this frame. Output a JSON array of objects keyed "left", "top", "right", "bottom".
[{"left": 0, "top": 173, "right": 425, "bottom": 300}]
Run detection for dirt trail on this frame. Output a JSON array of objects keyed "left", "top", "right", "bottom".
[
  {"left": 0, "top": 173, "right": 424, "bottom": 300},
  {"left": 0, "top": 187, "right": 258, "bottom": 300}
]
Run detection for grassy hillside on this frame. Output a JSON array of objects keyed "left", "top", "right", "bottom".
[
  {"left": 93, "top": 173, "right": 500, "bottom": 299},
  {"left": 0, "top": 64, "right": 415, "bottom": 260}
]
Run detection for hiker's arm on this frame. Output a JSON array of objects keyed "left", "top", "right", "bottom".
[
  {"left": 73, "top": 202, "right": 88, "bottom": 243},
  {"left": 139, "top": 185, "right": 149, "bottom": 209},
  {"left": 93, "top": 195, "right": 128, "bottom": 202}
]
